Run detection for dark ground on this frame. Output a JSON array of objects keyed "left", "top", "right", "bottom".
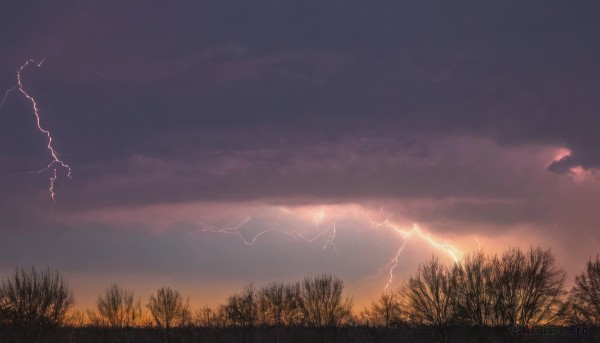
[{"left": 0, "top": 326, "right": 598, "bottom": 343}]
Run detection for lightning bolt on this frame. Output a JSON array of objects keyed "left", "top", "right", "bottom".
[
  {"left": 197, "top": 216, "right": 299, "bottom": 246},
  {"left": 194, "top": 206, "right": 462, "bottom": 291},
  {"left": 368, "top": 219, "right": 462, "bottom": 290},
  {"left": 323, "top": 223, "right": 336, "bottom": 251},
  {"left": 473, "top": 235, "right": 482, "bottom": 250},
  {"left": 0, "top": 59, "right": 72, "bottom": 203},
  {"left": 297, "top": 209, "right": 337, "bottom": 250},
  {"left": 314, "top": 207, "right": 325, "bottom": 227},
  {"left": 196, "top": 209, "right": 338, "bottom": 251},
  {"left": 49, "top": 168, "right": 58, "bottom": 201},
  {"left": 376, "top": 239, "right": 408, "bottom": 291},
  {"left": 296, "top": 222, "right": 337, "bottom": 251}
]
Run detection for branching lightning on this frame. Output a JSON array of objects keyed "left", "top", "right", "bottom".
[
  {"left": 368, "top": 219, "right": 462, "bottom": 290},
  {"left": 0, "top": 59, "right": 72, "bottom": 203},
  {"left": 296, "top": 222, "right": 337, "bottom": 251},
  {"left": 198, "top": 216, "right": 287, "bottom": 246},
  {"left": 196, "top": 206, "right": 463, "bottom": 291},
  {"left": 197, "top": 212, "right": 338, "bottom": 251}
]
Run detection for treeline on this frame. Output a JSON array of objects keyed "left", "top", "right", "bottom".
[{"left": 1, "top": 246, "right": 600, "bottom": 342}]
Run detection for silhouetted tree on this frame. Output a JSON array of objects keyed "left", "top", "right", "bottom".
[
  {"left": 196, "top": 305, "right": 226, "bottom": 327},
  {"left": 87, "top": 284, "right": 142, "bottom": 328},
  {"left": 224, "top": 285, "right": 257, "bottom": 327},
  {"left": 569, "top": 255, "right": 600, "bottom": 325},
  {"left": 65, "top": 310, "right": 86, "bottom": 328},
  {"left": 401, "top": 256, "right": 457, "bottom": 327},
  {"left": 360, "top": 291, "right": 404, "bottom": 327},
  {"left": 0, "top": 266, "right": 74, "bottom": 328},
  {"left": 298, "top": 274, "right": 353, "bottom": 328},
  {"left": 147, "top": 286, "right": 191, "bottom": 329},
  {"left": 257, "top": 281, "right": 302, "bottom": 326},
  {"left": 454, "top": 251, "right": 497, "bottom": 326},
  {"left": 490, "top": 247, "right": 566, "bottom": 326}
]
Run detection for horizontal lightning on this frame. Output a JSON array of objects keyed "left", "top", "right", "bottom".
[
  {"left": 197, "top": 213, "right": 338, "bottom": 251},
  {"left": 197, "top": 217, "right": 299, "bottom": 246},
  {"left": 194, "top": 207, "right": 463, "bottom": 291}
]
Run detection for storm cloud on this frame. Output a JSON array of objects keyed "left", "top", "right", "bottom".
[{"left": 1, "top": 1, "right": 599, "bottom": 308}]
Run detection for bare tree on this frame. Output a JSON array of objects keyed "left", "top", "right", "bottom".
[
  {"left": 282, "top": 282, "right": 303, "bottom": 325},
  {"left": 64, "top": 310, "right": 86, "bottom": 328},
  {"left": 400, "top": 256, "right": 457, "bottom": 327},
  {"left": 196, "top": 305, "right": 226, "bottom": 327},
  {"left": 87, "top": 284, "right": 142, "bottom": 328},
  {"left": 298, "top": 274, "right": 353, "bottom": 328},
  {"left": 454, "top": 251, "right": 497, "bottom": 326},
  {"left": 256, "top": 282, "right": 302, "bottom": 326},
  {"left": 224, "top": 285, "right": 257, "bottom": 327},
  {"left": 147, "top": 286, "right": 191, "bottom": 329},
  {"left": 569, "top": 255, "right": 600, "bottom": 325},
  {"left": 360, "top": 291, "right": 404, "bottom": 327},
  {"left": 0, "top": 266, "right": 74, "bottom": 328},
  {"left": 490, "top": 247, "right": 566, "bottom": 326}
]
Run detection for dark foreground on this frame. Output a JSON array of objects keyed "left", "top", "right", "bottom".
[{"left": 0, "top": 326, "right": 598, "bottom": 343}]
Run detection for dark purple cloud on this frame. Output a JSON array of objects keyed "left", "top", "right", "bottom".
[
  {"left": 2, "top": 1, "right": 600, "bottom": 308},
  {"left": 2, "top": 1, "right": 599, "bottom": 176}
]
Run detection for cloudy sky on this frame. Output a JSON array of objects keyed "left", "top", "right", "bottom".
[{"left": 1, "top": 1, "right": 599, "bottom": 309}]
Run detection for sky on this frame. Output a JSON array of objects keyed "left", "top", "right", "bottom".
[{"left": 1, "top": 1, "right": 600, "bottom": 310}]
